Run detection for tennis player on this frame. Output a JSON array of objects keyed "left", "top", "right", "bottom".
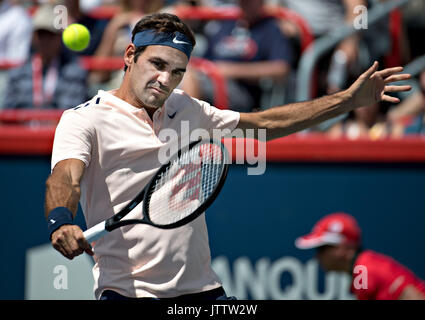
[
  {"left": 45, "top": 13, "right": 411, "bottom": 300},
  {"left": 295, "top": 212, "right": 425, "bottom": 300}
]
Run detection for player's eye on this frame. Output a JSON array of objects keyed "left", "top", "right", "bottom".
[{"left": 151, "top": 60, "right": 165, "bottom": 70}]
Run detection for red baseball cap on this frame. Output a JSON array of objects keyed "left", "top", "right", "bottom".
[{"left": 295, "top": 212, "right": 361, "bottom": 249}]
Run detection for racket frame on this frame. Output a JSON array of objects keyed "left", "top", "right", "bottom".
[{"left": 103, "top": 139, "right": 229, "bottom": 231}]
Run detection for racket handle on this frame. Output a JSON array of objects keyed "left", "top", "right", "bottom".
[{"left": 83, "top": 221, "right": 107, "bottom": 243}]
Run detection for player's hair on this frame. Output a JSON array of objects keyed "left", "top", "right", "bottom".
[{"left": 124, "top": 13, "right": 196, "bottom": 72}]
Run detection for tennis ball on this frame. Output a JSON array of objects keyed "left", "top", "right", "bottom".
[{"left": 62, "top": 23, "right": 91, "bottom": 52}]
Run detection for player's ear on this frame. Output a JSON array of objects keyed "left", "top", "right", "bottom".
[{"left": 124, "top": 44, "right": 136, "bottom": 71}]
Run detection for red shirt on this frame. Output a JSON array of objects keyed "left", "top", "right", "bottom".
[{"left": 351, "top": 250, "right": 425, "bottom": 300}]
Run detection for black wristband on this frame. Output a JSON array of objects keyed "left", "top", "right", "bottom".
[{"left": 47, "top": 207, "right": 74, "bottom": 239}]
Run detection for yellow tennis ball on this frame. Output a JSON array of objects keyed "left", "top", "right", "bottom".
[{"left": 62, "top": 23, "right": 91, "bottom": 52}]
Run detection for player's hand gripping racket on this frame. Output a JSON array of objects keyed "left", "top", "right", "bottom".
[{"left": 83, "top": 139, "right": 229, "bottom": 243}]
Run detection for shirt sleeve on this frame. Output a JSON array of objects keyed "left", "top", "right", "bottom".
[
  {"left": 51, "top": 109, "right": 94, "bottom": 171},
  {"left": 195, "top": 97, "right": 240, "bottom": 135},
  {"left": 385, "top": 265, "right": 424, "bottom": 300}
]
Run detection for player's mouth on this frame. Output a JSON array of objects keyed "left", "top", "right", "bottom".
[{"left": 148, "top": 86, "right": 167, "bottom": 95}]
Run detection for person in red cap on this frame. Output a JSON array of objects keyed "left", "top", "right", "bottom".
[{"left": 295, "top": 212, "right": 425, "bottom": 300}]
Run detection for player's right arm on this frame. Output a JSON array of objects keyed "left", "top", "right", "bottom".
[
  {"left": 45, "top": 159, "right": 94, "bottom": 259},
  {"left": 237, "top": 63, "right": 411, "bottom": 140}
]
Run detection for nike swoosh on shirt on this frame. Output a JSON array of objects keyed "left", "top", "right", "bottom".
[
  {"left": 168, "top": 111, "right": 177, "bottom": 119},
  {"left": 172, "top": 36, "right": 189, "bottom": 45}
]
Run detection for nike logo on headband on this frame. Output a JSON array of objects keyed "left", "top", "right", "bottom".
[
  {"left": 133, "top": 30, "right": 193, "bottom": 59},
  {"left": 173, "top": 36, "right": 190, "bottom": 45}
]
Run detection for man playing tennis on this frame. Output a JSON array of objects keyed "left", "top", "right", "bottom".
[{"left": 45, "top": 13, "right": 411, "bottom": 300}]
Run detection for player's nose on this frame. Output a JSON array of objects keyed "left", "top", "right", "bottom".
[{"left": 157, "top": 70, "right": 172, "bottom": 87}]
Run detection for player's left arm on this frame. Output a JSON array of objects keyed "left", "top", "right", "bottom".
[{"left": 236, "top": 62, "right": 411, "bottom": 140}]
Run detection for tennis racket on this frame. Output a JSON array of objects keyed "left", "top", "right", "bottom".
[{"left": 83, "top": 139, "right": 229, "bottom": 243}]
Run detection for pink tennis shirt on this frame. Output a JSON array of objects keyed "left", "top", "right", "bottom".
[{"left": 51, "top": 89, "right": 240, "bottom": 299}]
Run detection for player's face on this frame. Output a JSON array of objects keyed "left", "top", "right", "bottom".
[
  {"left": 316, "top": 245, "right": 346, "bottom": 272},
  {"left": 128, "top": 45, "right": 188, "bottom": 109}
]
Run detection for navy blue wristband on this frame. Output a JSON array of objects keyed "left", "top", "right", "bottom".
[{"left": 47, "top": 207, "right": 74, "bottom": 239}]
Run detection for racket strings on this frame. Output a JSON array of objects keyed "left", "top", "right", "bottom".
[{"left": 146, "top": 142, "right": 224, "bottom": 226}]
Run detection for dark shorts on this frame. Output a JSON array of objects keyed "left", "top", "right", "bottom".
[{"left": 99, "top": 286, "right": 236, "bottom": 301}]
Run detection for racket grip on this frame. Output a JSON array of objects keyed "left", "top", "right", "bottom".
[{"left": 83, "top": 221, "right": 107, "bottom": 243}]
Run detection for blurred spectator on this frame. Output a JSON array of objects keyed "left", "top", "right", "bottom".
[
  {"left": 0, "top": 0, "right": 32, "bottom": 108},
  {"left": 2, "top": 4, "right": 88, "bottom": 110},
  {"left": 279, "top": 0, "right": 396, "bottom": 98},
  {"left": 278, "top": 0, "right": 397, "bottom": 134},
  {"left": 388, "top": 69, "right": 425, "bottom": 136},
  {"left": 402, "top": 0, "right": 425, "bottom": 60},
  {"left": 0, "top": 0, "right": 32, "bottom": 62},
  {"left": 163, "top": 0, "right": 204, "bottom": 7},
  {"left": 60, "top": 0, "right": 109, "bottom": 56},
  {"left": 90, "top": 0, "right": 163, "bottom": 87},
  {"left": 282, "top": 0, "right": 370, "bottom": 94},
  {"left": 327, "top": 102, "right": 390, "bottom": 140},
  {"left": 363, "top": 0, "right": 409, "bottom": 67},
  {"left": 295, "top": 212, "right": 425, "bottom": 300},
  {"left": 281, "top": 0, "right": 366, "bottom": 38},
  {"left": 161, "top": 0, "right": 211, "bottom": 57},
  {"left": 165, "top": 0, "right": 237, "bottom": 5},
  {"left": 78, "top": 0, "right": 103, "bottom": 13},
  {"left": 95, "top": 0, "right": 163, "bottom": 58},
  {"left": 181, "top": 0, "right": 293, "bottom": 112}
]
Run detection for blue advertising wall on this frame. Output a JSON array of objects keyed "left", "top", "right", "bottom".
[
  {"left": 206, "top": 162, "right": 425, "bottom": 299},
  {"left": 2, "top": 156, "right": 425, "bottom": 299}
]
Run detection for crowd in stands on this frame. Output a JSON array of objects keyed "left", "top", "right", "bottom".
[{"left": 0, "top": 0, "right": 424, "bottom": 139}]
